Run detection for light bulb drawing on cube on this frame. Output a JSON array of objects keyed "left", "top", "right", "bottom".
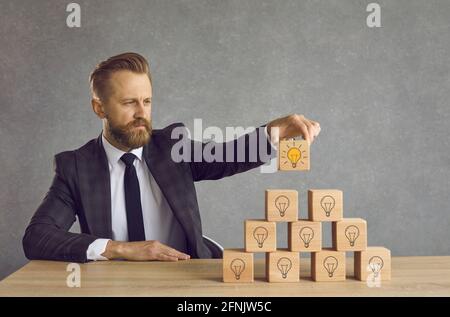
[
  {"left": 344, "top": 225, "right": 360, "bottom": 247},
  {"left": 280, "top": 140, "right": 308, "bottom": 169},
  {"left": 368, "top": 256, "right": 384, "bottom": 280},
  {"left": 253, "top": 226, "right": 268, "bottom": 248},
  {"left": 230, "top": 258, "right": 246, "bottom": 280},
  {"left": 287, "top": 147, "right": 301, "bottom": 168},
  {"left": 277, "top": 257, "right": 292, "bottom": 279},
  {"left": 323, "top": 256, "right": 338, "bottom": 278},
  {"left": 299, "top": 227, "right": 314, "bottom": 248},
  {"left": 274, "top": 195, "right": 290, "bottom": 217},
  {"left": 320, "top": 195, "right": 335, "bottom": 217}
]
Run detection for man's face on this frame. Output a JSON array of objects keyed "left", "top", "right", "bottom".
[{"left": 101, "top": 70, "right": 152, "bottom": 149}]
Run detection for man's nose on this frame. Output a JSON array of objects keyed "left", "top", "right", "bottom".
[{"left": 134, "top": 101, "right": 146, "bottom": 116}]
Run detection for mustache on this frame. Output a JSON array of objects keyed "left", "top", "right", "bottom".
[{"left": 126, "top": 118, "right": 151, "bottom": 130}]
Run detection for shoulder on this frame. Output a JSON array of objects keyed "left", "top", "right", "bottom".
[
  {"left": 149, "top": 122, "right": 188, "bottom": 146},
  {"left": 53, "top": 136, "right": 99, "bottom": 171},
  {"left": 152, "top": 122, "right": 187, "bottom": 137}
]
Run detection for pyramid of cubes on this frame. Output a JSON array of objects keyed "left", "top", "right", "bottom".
[{"left": 223, "top": 139, "right": 391, "bottom": 283}]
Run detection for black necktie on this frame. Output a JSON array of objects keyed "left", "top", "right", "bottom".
[{"left": 120, "top": 153, "right": 145, "bottom": 242}]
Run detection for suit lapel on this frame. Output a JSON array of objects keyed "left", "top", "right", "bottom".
[
  {"left": 143, "top": 136, "right": 193, "bottom": 247},
  {"left": 78, "top": 134, "right": 112, "bottom": 239}
]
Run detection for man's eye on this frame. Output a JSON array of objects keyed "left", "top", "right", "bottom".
[{"left": 124, "top": 102, "right": 134, "bottom": 105}]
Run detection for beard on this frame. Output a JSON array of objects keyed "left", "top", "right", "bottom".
[{"left": 106, "top": 115, "right": 152, "bottom": 149}]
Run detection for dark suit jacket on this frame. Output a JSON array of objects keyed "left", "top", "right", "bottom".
[{"left": 23, "top": 123, "right": 274, "bottom": 262}]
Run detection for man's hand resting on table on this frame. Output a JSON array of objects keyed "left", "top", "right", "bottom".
[{"left": 101, "top": 240, "right": 190, "bottom": 261}]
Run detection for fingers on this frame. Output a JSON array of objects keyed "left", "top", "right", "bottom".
[
  {"left": 137, "top": 240, "right": 191, "bottom": 261},
  {"left": 268, "top": 114, "right": 321, "bottom": 144},
  {"left": 295, "top": 118, "right": 311, "bottom": 145},
  {"left": 305, "top": 120, "right": 321, "bottom": 144},
  {"left": 303, "top": 120, "right": 315, "bottom": 144},
  {"left": 157, "top": 253, "right": 180, "bottom": 261},
  {"left": 310, "top": 120, "right": 321, "bottom": 137},
  {"left": 291, "top": 114, "right": 321, "bottom": 145},
  {"left": 159, "top": 243, "right": 190, "bottom": 261}
]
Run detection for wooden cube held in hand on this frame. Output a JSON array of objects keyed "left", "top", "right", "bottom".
[
  {"left": 288, "top": 220, "right": 322, "bottom": 252},
  {"left": 332, "top": 218, "right": 367, "bottom": 251},
  {"left": 265, "top": 189, "right": 298, "bottom": 222},
  {"left": 278, "top": 139, "right": 310, "bottom": 171},
  {"left": 266, "top": 250, "right": 300, "bottom": 283},
  {"left": 355, "top": 247, "right": 391, "bottom": 281},
  {"left": 245, "top": 220, "right": 276, "bottom": 252},
  {"left": 311, "top": 249, "right": 346, "bottom": 281},
  {"left": 223, "top": 249, "right": 254, "bottom": 283},
  {"left": 308, "top": 189, "right": 343, "bottom": 221}
]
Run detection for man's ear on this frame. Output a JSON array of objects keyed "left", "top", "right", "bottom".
[{"left": 91, "top": 98, "right": 106, "bottom": 119}]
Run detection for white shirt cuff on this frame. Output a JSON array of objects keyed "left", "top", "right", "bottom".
[
  {"left": 264, "top": 125, "right": 279, "bottom": 151},
  {"left": 86, "top": 238, "right": 110, "bottom": 261}
]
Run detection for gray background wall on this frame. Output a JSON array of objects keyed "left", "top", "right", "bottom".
[{"left": 1, "top": 0, "right": 449, "bottom": 280}]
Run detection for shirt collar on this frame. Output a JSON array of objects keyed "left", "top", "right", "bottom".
[{"left": 101, "top": 132, "right": 143, "bottom": 167}]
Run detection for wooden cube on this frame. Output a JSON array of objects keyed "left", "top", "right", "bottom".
[
  {"left": 311, "top": 249, "right": 346, "bottom": 281},
  {"left": 265, "top": 189, "right": 298, "bottom": 222},
  {"left": 332, "top": 218, "right": 367, "bottom": 251},
  {"left": 223, "top": 249, "right": 254, "bottom": 283},
  {"left": 288, "top": 220, "right": 322, "bottom": 252},
  {"left": 266, "top": 250, "right": 300, "bottom": 282},
  {"left": 245, "top": 220, "right": 276, "bottom": 252},
  {"left": 278, "top": 139, "right": 310, "bottom": 171},
  {"left": 355, "top": 247, "right": 391, "bottom": 281},
  {"left": 308, "top": 189, "right": 343, "bottom": 221}
]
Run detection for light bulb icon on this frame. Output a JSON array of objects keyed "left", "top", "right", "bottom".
[
  {"left": 277, "top": 257, "right": 292, "bottom": 279},
  {"left": 299, "top": 227, "right": 314, "bottom": 248},
  {"left": 368, "top": 256, "right": 384, "bottom": 280},
  {"left": 323, "top": 256, "right": 338, "bottom": 278},
  {"left": 280, "top": 140, "right": 308, "bottom": 169},
  {"left": 253, "top": 226, "right": 268, "bottom": 248},
  {"left": 320, "top": 195, "right": 335, "bottom": 217},
  {"left": 287, "top": 147, "right": 301, "bottom": 168},
  {"left": 274, "top": 195, "right": 290, "bottom": 217},
  {"left": 230, "top": 258, "right": 246, "bottom": 280},
  {"left": 344, "top": 225, "right": 360, "bottom": 247}
]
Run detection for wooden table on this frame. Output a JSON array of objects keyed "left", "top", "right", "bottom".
[{"left": 1, "top": 257, "right": 449, "bottom": 296}]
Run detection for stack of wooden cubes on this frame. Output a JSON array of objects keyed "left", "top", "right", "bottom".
[{"left": 223, "top": 140, "right": 391, "bottom": 283}]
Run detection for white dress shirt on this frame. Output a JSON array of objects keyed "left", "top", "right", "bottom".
[{"left": 86, "top": 133, "right": 187, "bottom": 260}]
